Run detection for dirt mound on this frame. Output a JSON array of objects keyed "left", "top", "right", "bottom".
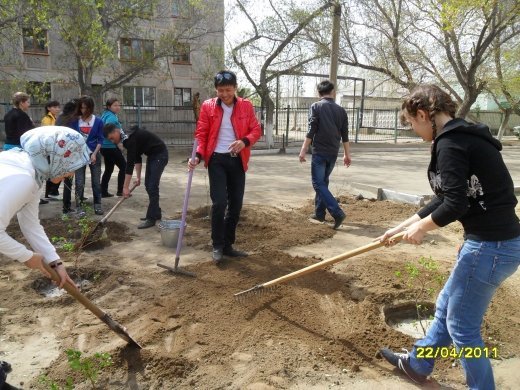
[
  {"left": 31, "top": 248, "right": 520, "bottom": 388},
  {"left": 2, "top": 198, "right": 517, "bottom": 388},
  {"left": 180, "top": 204, "right": 336, "bottom": 252}
]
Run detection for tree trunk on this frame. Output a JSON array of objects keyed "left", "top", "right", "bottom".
[
  {"left": 259, "top": 78, "right": 275, "bottom": 148},
  {"left": 264, "top": 96, "right": 275, "bottom": 148},
  {"left": 456, "top": 89, "right": 478, "bottom": 119},
  {"left": 497, "top": 109, "right": 511, "bottom": 141},
  {"left": 77, "top": 59, "right": 93, "bottom": 96}
]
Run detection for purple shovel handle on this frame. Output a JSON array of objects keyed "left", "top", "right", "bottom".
[{"left": 175, "top": 139, "right": 198, "bottom": 263}]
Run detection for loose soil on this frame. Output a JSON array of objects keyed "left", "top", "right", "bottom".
[
  {"left": 7, "top": 218, "right": 133, "bottom": 254},
  {"left": 1, "top": 196, "right": 519, "bottom": 389}
]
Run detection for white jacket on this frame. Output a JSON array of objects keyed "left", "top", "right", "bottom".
[{"left": 0, "top": 151, "right": 59, "bottom": 263}]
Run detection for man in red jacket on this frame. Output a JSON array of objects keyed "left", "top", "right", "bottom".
[{"left": 188, "top": 70, "right": 262, "bottom": 264}]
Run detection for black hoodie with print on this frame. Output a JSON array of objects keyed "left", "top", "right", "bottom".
[{"left": 417, "top": 118, "right": 520, "bottom": 241}]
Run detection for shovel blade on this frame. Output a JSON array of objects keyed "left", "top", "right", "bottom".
[{"left": 102, "top": 313, "right": 142, "bottom": 349}]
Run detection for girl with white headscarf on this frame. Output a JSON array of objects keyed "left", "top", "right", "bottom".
[{"left": 0, "top": 126, "right": 90, "bottom": 287}]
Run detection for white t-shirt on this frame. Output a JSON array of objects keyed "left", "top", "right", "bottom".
[
  {"left": 214, "top": 103, "right": 236, "bottom": 153},
  {"left": 78, "top": 115, "right": 95, "bottom": 139}
]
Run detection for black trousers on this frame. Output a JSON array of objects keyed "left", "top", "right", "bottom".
[
  {"left": 45, "top": 180, "right": 60, "bottom": 197},
  {"left": 145, "top": 150, "right": 169, "bottom": 221},
  {"left": 100, "top": 148, "right": 126, "bottom": 195},
  {"left": 62, "top": 177, "right": 74, "bottom": 210},
  {"left": 208, "top": 153, "right": 245, "bottom": 250}
]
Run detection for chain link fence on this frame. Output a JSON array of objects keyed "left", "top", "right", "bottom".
[{"left": 1, "top": 102, "right": 519, "bottom": 147}]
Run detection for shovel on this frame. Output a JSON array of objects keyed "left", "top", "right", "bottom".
[
  {"left": 157, "top": 139, "right": 197, "bottom": 277},
  {"left": 85, "top": 183, "right": 138, "bottom": 241},
  {"left": 42, "top": 261, "right": 142, "bottom": 348}
]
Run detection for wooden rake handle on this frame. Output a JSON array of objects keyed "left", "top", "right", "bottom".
[
  {"left": 262, "top": 231, "right": 406, "bottom": 288},
  {"left": 99, "top": 183, "right": 138, "bottom": 225},
  {"left": 42, "top": 262, "right": 106, "bottom": 319}
]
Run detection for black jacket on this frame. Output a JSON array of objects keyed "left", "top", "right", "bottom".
[
  {"left": 418, "top": 118, "right": 520, "bottom": 241},
  {"left": 306, "top": 97, "right": 348, "bottom": 156},
  {"left": 3, "top": 108, "right": 34, "bottom": 145},
  {"left": 123, "top": 126, "right": 167, "bottom": 175}
]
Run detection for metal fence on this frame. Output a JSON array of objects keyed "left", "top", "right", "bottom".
[
  {"left": 118, "top": 105, "right": 196, "bottom": 145},
  {"left": 1, "top": 102, "right": 519, "bottom": 147},
  {"left": 274, "top": 106, "right": 420, "bottom": 146}
]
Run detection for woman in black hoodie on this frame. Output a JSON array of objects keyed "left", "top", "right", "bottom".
[{"left": 378, "top": 85, "right": 520, "bottom": 389}]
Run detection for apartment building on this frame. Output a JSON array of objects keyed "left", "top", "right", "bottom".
[{"left": 0, "top": 0, "right": 224, "bottom": 109}]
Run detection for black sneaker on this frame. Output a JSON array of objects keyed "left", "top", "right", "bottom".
[
  {"left": 138, "top": 219, "right": 155, "bottom": 229},
  {"left": 379, "top": 348, "right": 427, "bottom": 384},
  {"left": 0, "top": 360, "right": 12, "bottom": 373},
  {"left": 333, "top": 213, "right": 346, "bottom": 230},
  {"left": 212, "top": 248, "right": 223, "bottom": 264},
  {"left": 310, "top": 214, "right": 325, "bottom": 222},
  {"left": 101, "top": 192, "right": 114, "bottom": 198},
  {"left": 63, "top": 207, "right": 75, "bottom": 214},
  {"left": 116, "top": 192, "right": 123, "bottom": 197},
  {"left": 223, "top": 246, "right": 248, "bottom": 257},
  {"left": 39, "top": 199, "right": 49, "bottom": 205}
]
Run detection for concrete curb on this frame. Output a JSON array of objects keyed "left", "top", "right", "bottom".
[
  {"left": 348, "top": 183, "right": 520, "bottom": 206},
  {"left": 347, "top": 182, "right": 433, "bottom": 206}
]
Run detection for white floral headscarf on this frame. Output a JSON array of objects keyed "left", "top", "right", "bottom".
[{"left": 20, "top": 126, "right": 90, "bottom": 186}]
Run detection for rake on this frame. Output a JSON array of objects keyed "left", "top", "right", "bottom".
[
  {"left": 157, "top": 139, "right": 198, "bottom": 277},
  {"left": 234, "top": 231, "right": 406, "bottom": 302}
]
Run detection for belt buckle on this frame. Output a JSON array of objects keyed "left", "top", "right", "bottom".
[{"left": 230, "top": 152, "right": 238, "bottom": 158}]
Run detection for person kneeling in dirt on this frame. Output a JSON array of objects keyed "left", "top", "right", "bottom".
[
  {"left": 103, "top": 124, "right": 168, "bottom": 229},
  {"left": 0, "top": 127, "right": 90, "bottom": 387},
  {"left": 188, "top": 70, "right": 262, "bottom": 264},
  {"left": 378, "top": 84, "right": 520, "bottom": 389}
]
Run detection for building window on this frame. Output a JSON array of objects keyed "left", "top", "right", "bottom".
[
  {"left": 172, "top": 0, "right": 189, "bottom": 17},
  {"left": 123, "top": 86, "right": 156, "bottom": 107},
  {"left": 119, "top": 38, "right": 154, "bottom": 62},
  {"left": 174, "top": 88, "right": 192, "bottom": 107},
  {"left": 172, "top": 43, "right": 190, "bottom": 64},
  {"left": 23, "top": 28, "right": 48, "bottom": 54},
  {"left": 27, "top": 82, "right": 51, "bottom": 103}
]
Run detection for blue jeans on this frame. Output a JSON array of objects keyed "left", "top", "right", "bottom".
[
  {"left": 409, "top": 236, "right": 520, "bottom": 390},
  {"left": 144, "top": 150, "right": 168, "bottom": 221},
  {"left": 3, "top": 143, "right": 19, "bottom": 151},
  {"left": 311, "top": 153, "right": 344, "bottom": 219},
  {"left": 75, "top": 151, "right": 102, "bottom": 206}
]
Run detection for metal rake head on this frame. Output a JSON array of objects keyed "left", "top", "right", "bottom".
[{"left": 233, "top": 284, "right": 277, "bottom": 303}]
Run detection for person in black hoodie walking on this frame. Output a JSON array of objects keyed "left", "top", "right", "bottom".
[{"left": 378, "top": 85, "right": 520, "bottom": 390}]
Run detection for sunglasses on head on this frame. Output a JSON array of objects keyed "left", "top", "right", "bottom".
[{"left": 215, "top": 72, "right": 235, "bottom": 84}]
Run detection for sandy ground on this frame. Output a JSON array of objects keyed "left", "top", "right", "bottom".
[{"left": 1, "top": 148, "right": 520, "bottom": 389}]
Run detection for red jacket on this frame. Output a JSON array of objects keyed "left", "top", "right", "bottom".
[{"left": 195, "top": 97, "right": 262, "bottom": 172}]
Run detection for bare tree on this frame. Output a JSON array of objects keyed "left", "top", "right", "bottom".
[
  {"left": 486, "top": 30, "right": 520, "bottom": 140},
  {"left": 409, "top": 0, "right": 520, "bottom": 117},
  {"left": 306, "top": 0, "right": 520, "bottom": 118},
  {"left": 230, "top": 0, "right": 333, "bottom": 146},
  {"left": 334, "top": 0, "right": 420, "bottom": 90}
]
